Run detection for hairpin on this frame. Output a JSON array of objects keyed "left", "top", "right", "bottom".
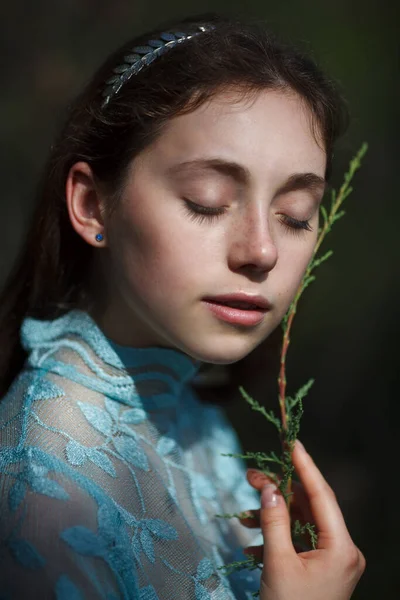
[{"left": 101, "top": 25, "right": 213, "bottom": 108}]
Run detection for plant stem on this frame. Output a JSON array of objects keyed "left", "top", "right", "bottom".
[{"left": 278, "top": 143, "right": 368, "bottom": 508}]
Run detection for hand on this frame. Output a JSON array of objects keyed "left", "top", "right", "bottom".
[{"left": 240, "top": 440, "right": 366, "bottom": 600}]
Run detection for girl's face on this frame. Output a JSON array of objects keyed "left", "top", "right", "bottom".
[{"left": 91, "top": 89, "right": 326, "bottom": 363}]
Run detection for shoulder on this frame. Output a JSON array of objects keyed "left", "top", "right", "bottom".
[{"left": 0, "top": 368, "right": 140, "bottom": 599}]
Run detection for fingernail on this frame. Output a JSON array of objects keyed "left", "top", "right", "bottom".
[
  {"left": 296, "top": 439, "right": 305, "bottom": 451},
  {"left": 261, "top": 484, "right": 278, "bottom": 508}
]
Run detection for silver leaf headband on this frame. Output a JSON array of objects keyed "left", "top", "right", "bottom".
[{"left": 101, "top": 24, "right": 214, "bottom": 108}]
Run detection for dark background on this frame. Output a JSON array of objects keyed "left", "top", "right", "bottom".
[{"left": 0, "top": 1, "right": 398, "bottom": 598}]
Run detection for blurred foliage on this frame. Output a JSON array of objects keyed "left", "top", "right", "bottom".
[{"left": 0, "top": 1, "right": 398, "bottom": 598}]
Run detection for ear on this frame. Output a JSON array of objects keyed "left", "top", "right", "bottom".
[{"left": 65, "top": 162, "right": 107, "bottom": 247}]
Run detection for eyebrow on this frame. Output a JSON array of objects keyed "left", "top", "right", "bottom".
[{"left": 167, "top": 157, "right": 327, "bottom": 198}]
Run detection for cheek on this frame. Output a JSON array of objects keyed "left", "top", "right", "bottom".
[
  {"left": 109, "top": 203, "right": 222, "bottom": 304},
  {"left": 275, "top": 237, "right": 316, "bottom": 296}
]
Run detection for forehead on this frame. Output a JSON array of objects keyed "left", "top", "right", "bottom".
[{"left": 137, "top": 88, "right": 327, "bottom": 180}]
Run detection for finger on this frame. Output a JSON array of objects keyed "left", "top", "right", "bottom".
[
  {"left": 246, "top": 469, "right": 279, "bottom": 491},
  {"left": 244, "top": 541, "right": 306, "bottom": 561},
  {"left": 259, "top": 483, "right": 295, "bottom": 564},
  {"left": 247, "top": 470, "right": 314, "bottom": 526},
  {"left": 238, "top": 507, "right": 315, "bottom": 534},
  {"left": 238, "top": 508, "right": 260, "bottom": 528},
  {"left": 244, "top": 545, "right": 263, "bottom": 562},
  {"left": 247, "top": 469, "right": 307, "bottom": 509},
  {"left": 292, "top": 440, "right": 352, "bottom": 549}
]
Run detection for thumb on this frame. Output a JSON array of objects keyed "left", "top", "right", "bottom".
[{"left": 260, "top": 484, "right": 294, "bottom": 564}]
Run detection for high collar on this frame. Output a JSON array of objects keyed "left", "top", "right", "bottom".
[{"left": 20, "top": 309, "right": 202, "bottom": 410}]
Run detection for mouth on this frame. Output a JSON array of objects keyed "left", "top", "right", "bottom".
[
  {"left": 204, "top": 300, "right": 264, "bottom": 310},
  {"left": 202, "top": 295, "right": 270, "bottom": 326},
  {"left": 203, "top": 294, "right": 271, "bottom": 311}
]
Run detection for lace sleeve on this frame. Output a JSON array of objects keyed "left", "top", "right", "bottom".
[
  {"left": 0, "top": 370, "right": 247, "bottom": 599},
  {"left": 0, "top": 456, "right": 139, "bottom": 600}
]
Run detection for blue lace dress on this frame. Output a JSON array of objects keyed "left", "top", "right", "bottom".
[{"left": 0, "top": 310, "right": 262, "bottom": 599}]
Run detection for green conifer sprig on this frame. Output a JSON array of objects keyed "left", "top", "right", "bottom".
[
  {"left": 285, "top": 379, "right": 314, "bottom": 415},
  {"left": 215, "top": 511, "right": 258, "bottom": 520},
  {"left": 217, "top": 555, "right": 262, "bottom": 599},
  {"left": 214, "top": 143, "right": 368, "bottom": 596},
  {"left": 217, "top": 554, "right": 261, "bottom": 576},
  {"left": 292, "top": 519, "right": 318, "bottom": 550},
  {"left": 277, "top": 142, "right": 368, "bottom": 504},
  {"left": 238, "top": 386, "right": 282, "bottom": 432}
]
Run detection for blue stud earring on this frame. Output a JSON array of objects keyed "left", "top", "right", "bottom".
[{"left": 95, "top": 233, "right": 104, "bottom": 242}]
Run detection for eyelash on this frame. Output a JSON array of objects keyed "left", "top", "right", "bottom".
[
  {"left": 280, "top": 214, "right": 314, "bottom": 234},
  {"left": 183, "top": 200, "right": 313, "bottom": 234},
  {"left": 183, "top": 201, "right": 225, "bottom": 224}
]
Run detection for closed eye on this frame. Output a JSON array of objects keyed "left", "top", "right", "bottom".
[
  {"left": 183, "top": 199, "right": 314, "bottom": 235},
  {"left": 183, "top": 199, "right": 226, "bottom": 224},
  {"left": 278, "top": 214, "right": 313, "bottom": 234}
]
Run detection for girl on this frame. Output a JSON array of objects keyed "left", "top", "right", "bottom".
[{"left": 0, "top": 13, "right": 365, "bottom": 600}]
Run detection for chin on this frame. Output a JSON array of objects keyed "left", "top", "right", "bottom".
[{"left": 181, "top": 336, "right": 258, "bottom": 365}]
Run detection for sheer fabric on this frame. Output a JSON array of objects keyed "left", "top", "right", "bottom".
[{"left": 0, "top": 310, "right": 262, "bottom": 599}]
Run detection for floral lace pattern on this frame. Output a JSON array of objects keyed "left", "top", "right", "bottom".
[{"left": 0, "top": 310, "right": 262, "bottom": 599}]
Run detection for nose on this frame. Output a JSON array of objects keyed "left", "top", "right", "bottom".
[{"left": 227, "top": 207, "right": 278, "bottom": 275}]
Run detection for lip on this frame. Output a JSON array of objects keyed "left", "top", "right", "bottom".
[
  {"left": 203, "top": 293, "right": 271, "bottom": 310},
  {"left": 202, "top": 293, "right": 271, "bottom": 327}
]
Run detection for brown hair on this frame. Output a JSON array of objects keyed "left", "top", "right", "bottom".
[{"left": 0, "top": 12, "right": 349, "bottom": 397}]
